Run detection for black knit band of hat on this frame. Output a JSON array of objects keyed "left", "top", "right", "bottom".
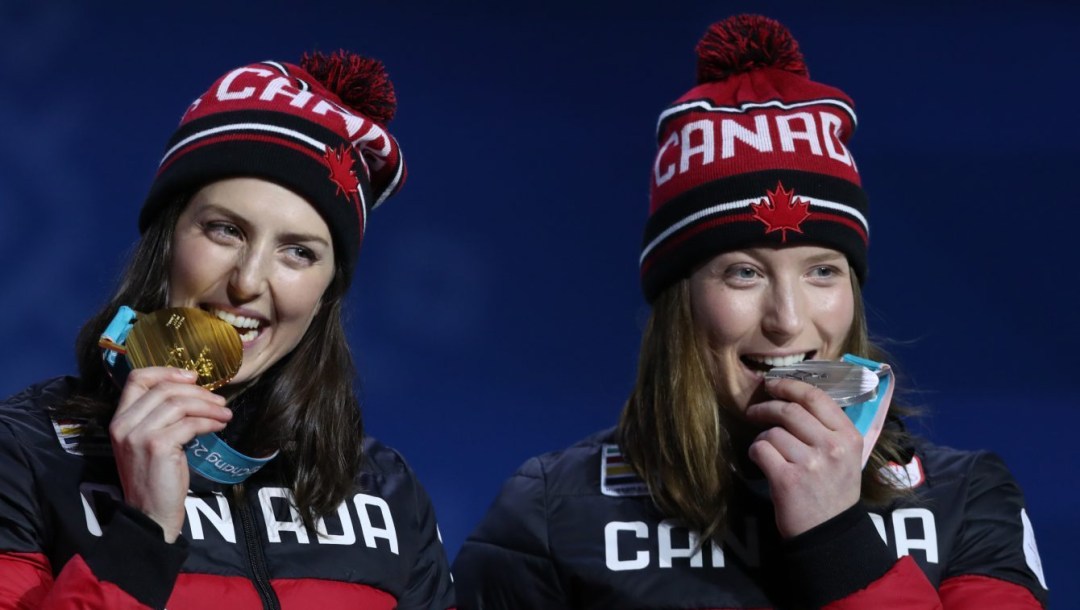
[
  {"left": 140, "top": 110, "right": 373, "bottom": 283},
  {"left": 640, "top": 170, "right": 869, "bottom": 303}
]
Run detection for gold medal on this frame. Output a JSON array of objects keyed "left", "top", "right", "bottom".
[{"left": 123, "top": 307, "right": 243, "bottom": 390}]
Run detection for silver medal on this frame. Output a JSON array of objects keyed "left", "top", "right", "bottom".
[{"left": 764, "top": 360, "right": 879, "bottom": 406}]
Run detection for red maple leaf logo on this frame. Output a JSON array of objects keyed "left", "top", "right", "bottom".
[
  {"left": 750, "top": 182, "right": 812, "bottom": 242},
  {"left": 321, "top": 144, "right": 361, "bottom": 206}
]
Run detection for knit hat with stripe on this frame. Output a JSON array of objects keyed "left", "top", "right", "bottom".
[
  {"left": 640, "top": 15, "right": 868, "bottom": 303},
  {"left": 139, "top": 51, "right": 405, "bottom": 286}
]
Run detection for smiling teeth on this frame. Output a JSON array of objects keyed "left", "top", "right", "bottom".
[
  {"left": 238, "top": 329, "right": 258, "bottom": 342},
  {"left": 748, "top": 353, "right": 807, "bottom": 367},
  {"left": 210, "top": 308, "right": 260, "bottom": 329}
]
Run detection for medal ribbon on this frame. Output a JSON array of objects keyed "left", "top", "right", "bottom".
[{"left": 840, "top": 354, "right": 895, "bottom": 468}]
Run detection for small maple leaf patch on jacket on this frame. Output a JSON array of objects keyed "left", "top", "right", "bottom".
[
  {"left": 750, "top": 182, "right": 812, "bottom": 242},
  {"left": 322, "top": 144, "right": 362, "bottom": 207}
]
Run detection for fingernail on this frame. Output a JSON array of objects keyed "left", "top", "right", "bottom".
[
  {"left": 765, "top": 378, "right": 780, "bottom": 387},
  {"left": 178, "top": 368, "right": 198, "bottom": 379}
]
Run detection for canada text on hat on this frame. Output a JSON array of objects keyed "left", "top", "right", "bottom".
[{"left": 640, "top": 15, "right": 869, "bottom": 303}]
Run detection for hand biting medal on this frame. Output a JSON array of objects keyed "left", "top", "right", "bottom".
[
  {"left": 764, "top": 359, "right": 879, "bottom": 407},
  {"left": 764, "top": 354, "right": 895, "bottom": 468},
  {"left": 121, "top": 308, "right": 242, "bottom": 390},
  {"left": 98, "top": 306, "right": 242, "bottom": 389},
  {"left": 99, "top": 306, "right": 277, "bottom": 484}
]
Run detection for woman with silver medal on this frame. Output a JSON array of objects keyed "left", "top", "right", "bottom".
[
  {"left": 0, "top": 51, "right": 455, "bottom": 609},
  {"left": 453, "top": 14, "right": 1049, "bottom": 610}
]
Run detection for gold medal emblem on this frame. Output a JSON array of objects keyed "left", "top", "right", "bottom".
[{"left": 124, "top": 308, "right": 243, "bottom": 390}]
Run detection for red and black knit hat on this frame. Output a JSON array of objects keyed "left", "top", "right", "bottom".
[
  {"left": 640, "top": 15, "right": 868, "bottom": 302},
  {"left": 139, "top": 51, "right": 405, "bottom": 285}
]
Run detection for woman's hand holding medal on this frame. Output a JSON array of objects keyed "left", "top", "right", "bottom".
[
  {"left": 109, "top": 367, "right": 233, "bottom": 543},
  {"left": 102, "top": 307, "right": 242, "bottom": 542},
  {"left": 745, "top": 376, "right": 864, "bottom": 539}
]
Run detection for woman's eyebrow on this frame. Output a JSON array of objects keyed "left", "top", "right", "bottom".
[
  {"left": 279, "top": 231, "right": 331, "bottom": 247},
  {"left": 804, "top": 251, "right": 847, "bottom": 265}
]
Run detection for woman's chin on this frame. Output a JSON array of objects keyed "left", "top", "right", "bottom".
[{"left": 219, "top": 373, "right": 261, "bottom": 401}]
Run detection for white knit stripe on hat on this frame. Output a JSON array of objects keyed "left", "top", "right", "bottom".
[
  {"left": 656, "top": 97, "right": 857, "bottom": 136},
  {"left": 262, "top": 61, "right": 290, "bottom": 76},
  {"left": 372, "top": 145, "right": 404, "bottom": 209},
  {"left": 259, "top": 61, "right": 312, "bottom": 92},
  {"left": 159, "top": 122, "right": 330, "bottom": 167}
]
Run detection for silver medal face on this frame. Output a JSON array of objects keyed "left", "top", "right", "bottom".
[{"left": 764, "top": 360, "right": 879, "bottom": 406}]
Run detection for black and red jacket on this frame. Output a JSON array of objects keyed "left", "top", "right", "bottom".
[
  {"left": 452, "top": 426, "right": 1048, "bottom": 609},
  {"left": 0, "top": 377, "right": 456, "bottom": 610}
]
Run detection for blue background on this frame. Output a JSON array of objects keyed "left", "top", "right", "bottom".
[{"left": 1, "top": 1, "right": 1076, "bottom": 605}]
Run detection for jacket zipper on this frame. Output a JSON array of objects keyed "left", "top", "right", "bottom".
[{"left": 238, "top": 496, "right": 281, "bottom": 610}]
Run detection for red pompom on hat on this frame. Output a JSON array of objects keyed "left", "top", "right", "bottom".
[
  {"left": 301, "top": 50, "right": 397, "bottom": 126},
  {"left": 640, "top": 14, "right": 869, "bottom": 303},
  {"left": 139, "top": 50, "right": 407, "bottom": 286},
  {"left": 695, "top": 14, "right": 808, "bottom": 82}
]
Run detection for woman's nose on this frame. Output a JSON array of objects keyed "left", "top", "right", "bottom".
[
  {"left": 761, "top": 281, "right": 804, "bottom": 342},
  {"left": 228, "top": 248, "right": 269, "bottom": 302}
]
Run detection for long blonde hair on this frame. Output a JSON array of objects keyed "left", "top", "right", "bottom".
[{"left": 617, "top": 276, "right": 911, "bottom": 542}]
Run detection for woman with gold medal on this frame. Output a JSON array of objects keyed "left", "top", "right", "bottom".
[{"left": 0, "top": 51, "right": 455, "bottom": 609}]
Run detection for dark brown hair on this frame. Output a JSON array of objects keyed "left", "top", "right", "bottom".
[
  {"left": 617, "top": 276, "right": 912, "bottom": 543},
  {"left": 60, "top": 195, "right": 363, "bottom": 527}
]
